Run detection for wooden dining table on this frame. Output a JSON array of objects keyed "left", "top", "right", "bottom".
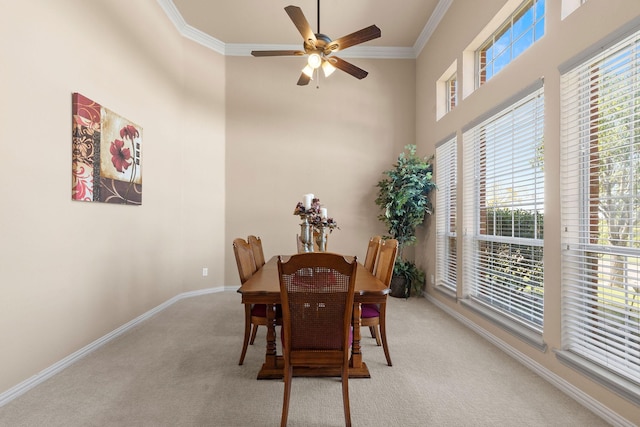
[{"left": 237, "top": 255, "right": 390, "bottom": 379}]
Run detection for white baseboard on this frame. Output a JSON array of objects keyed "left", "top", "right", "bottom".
[
  {"left": 0, "top": 286, "right": 227, "bottom": 408},
  {"left": 426, "top": 295, "right": 635, "bottom": 427}
]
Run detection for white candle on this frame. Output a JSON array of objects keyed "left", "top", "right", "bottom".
[
  {"left": 320, "top": 207, "right": 328, "bottom": 219},
  {"left": 303, "top": 194, "right": 313, "bottom": 209}
]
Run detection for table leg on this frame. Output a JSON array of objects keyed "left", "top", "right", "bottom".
[
  {"left": 256, "top": 303, "right": 284, "bottom": 379},
  {"left": 256, "top": 301, "right": 370, "bottom": 379},
  {"left": 265, "top": 303, "right": 277, "bottom": 368},
  {"left": 351, "top": 302, "right": 362, "bottom": 368}
]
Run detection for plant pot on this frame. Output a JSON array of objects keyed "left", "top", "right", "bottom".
[{"left": 389, "top": 275, "right": 409, "bottom": 298}]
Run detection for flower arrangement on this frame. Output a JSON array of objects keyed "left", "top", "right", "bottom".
[{"left": 293, "top": 197, "right": 339, "bottom": 233}]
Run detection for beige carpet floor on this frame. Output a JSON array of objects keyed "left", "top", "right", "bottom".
[{"left": 0, "top": 291, "right": 610, "bottom": 426}]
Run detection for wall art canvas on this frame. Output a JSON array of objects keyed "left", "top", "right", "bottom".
[{"left": 72, "top": 93, "right": 142, "bottom": 205}]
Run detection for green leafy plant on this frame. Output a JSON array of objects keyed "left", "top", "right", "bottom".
[
  {"left": 375, "top": 144, "right": 436, "bottom": 296},
  {"left": 393, "top": 259, "right": 426, "bottom": 297}
]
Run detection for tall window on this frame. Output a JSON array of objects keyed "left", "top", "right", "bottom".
[
  {"left": 436, "top": 137, "right": 457, "bottom": 292},
  {"left": 463, "top": 86, "right": 545, "bottom": 330},
  {"left": 478, "top": 0, "right": 545, "bottom": 85},
  {"left": 561, "top": 28, "right": 640, "bottom": 385}
]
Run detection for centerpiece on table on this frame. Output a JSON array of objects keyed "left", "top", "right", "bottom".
[{"left": 293, "top": 194, "right": 339, "bottom": 252}]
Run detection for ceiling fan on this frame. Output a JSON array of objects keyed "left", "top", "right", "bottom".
[{"left": 251, "top": 1, "right": 381, "bottom": 86}]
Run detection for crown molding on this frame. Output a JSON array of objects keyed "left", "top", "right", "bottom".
[
  {"left": 157, "top": 0, "right": 450, "bottom": 60},
  {"left": 413, "top": 0, "right": 453, "bottom": 56},
  {"left": 182, "top": 24, "right": 226, "bottom": 54},
  {"left": 156, "top": 0, "right": 225, "bottom": 54}
]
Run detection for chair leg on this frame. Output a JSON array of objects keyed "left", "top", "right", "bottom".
[
  {"left": 368, "top": 325, "right": 376, "bottom": 339},
  {"left": 374, "top": 324, "right": 382, "bottom": 346},
  {"left": 249, "top": 324, "right": 259, "bottom": 345},
  {"left": 281, "top": 365, "right": 293, "bottom": 427},
  {"left": 342, "top": 366, "right": 351, "bottom": 427},
  {"left": 239, "top": 304, "right": 252, "bottom": 365},
  {"left": 379, "top": 304, "right": 392, "bottom": 366}
]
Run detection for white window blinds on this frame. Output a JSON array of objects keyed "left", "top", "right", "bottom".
[
  {"left": 436, "top": 137, "right": 457, "bottom": 292},
  {"left": 463, "top": 86, "right": 545, "bottom": 330},
  {"left": 561, "top": 28, "right": 640, "bottom": 384}
]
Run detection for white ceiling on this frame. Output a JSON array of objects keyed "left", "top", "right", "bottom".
[{"left": 160, "top": 0, "right": 451, "bottom": 58}]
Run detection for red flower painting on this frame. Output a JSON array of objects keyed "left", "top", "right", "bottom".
[{"left": 71, "top": 92, "right": 142, "bottom": 205}]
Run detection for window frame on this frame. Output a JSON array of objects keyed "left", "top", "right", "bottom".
[
  {"left": 477, "top": 0, "right": 545, "bottom": 86},
  {"left": 446, "top": 73, "right": 458, "bottom": 112}
]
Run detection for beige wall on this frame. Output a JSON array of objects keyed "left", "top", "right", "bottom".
[
  {"left": 0, "top": 0, "right": 412, "bottom": 398},
  {"left": 417, "top": 0, "right": 640, "bottom": 422},
  {"left": 0, "top": 0, "right": 225, "bottom": 393},
  {"left": 224, "top": 56, "right": 412, "bottom": 284},
  {"left": 1, "top": 0, "right": 638, "bottom": 423}
]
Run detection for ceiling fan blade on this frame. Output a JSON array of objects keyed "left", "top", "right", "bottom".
[
  {"left": 326, "top": 25, "right": 381, "bottom": 53},
  {"left": 297, "top": 72, "right": 311, "bottom": 86},
  {"left": 284, "top": 6, "right": 317, "bottom": 47},
  {"left": 328, "top": 56, "right": 369, "bottom": 80},
  {"left": 251, "top": 50, "right": 305, "bottom": 57}
]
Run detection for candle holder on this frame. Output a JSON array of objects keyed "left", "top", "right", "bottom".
[
  {"left": 315, "top": 225, "right": 327, "bottom": 252},
  {"left": 294, "top": 197, "right": 338, "bottom": 253},
  {"left": 299, "top": 215, "right": 313, "bottom": 252}
]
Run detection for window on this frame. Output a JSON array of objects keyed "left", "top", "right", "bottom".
[
  {"left": 447, "top": 73, "right": 458, "bottom": 112},
  {"left": 478, "top": 0, "right": 545, "bottom": 85},
  {"left": 437, "top": 61, "right": 458, "bottom": 120},
  {"left": 463, "top": 86, "right": 545, "bottom": 331},
  {"left": 436, "top": 137, "right": 458, "bottom": 293},
  {"left": 561, "top": 28, "right": 640, "bottom": 386},
  {"left": 561, "top": 0, "right": 588, "bottom": 20}
]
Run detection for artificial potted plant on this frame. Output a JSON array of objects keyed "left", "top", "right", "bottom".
[{"left": 375, "top": 144, "right": 436, "bottom": 298}]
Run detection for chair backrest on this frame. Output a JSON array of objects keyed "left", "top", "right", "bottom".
[
  {"left": 375, "top": 239, "right": 399, "bottom": 287},
  {"left": 363, "top": 236, "right": 382, "bottom": 273},
  {"left": 247, "top": 235, "right": 265, "bottom": 268},
  {"left": 278, "top": 253, "right": 357, "bottom": 354},
  {"left": 233, "top": 238, "right": 257, "bottom": 284}
]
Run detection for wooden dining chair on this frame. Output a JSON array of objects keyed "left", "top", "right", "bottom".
[
  {"left": 363, "top": 235, "right": 382, "bottom": 274},
  {"left": 247, "top": 235, "right": 265, "bottom": 268},
  {"left": 277, "top": 253, "right": 358, "bottom": 427},
  {"left": 360, "top": 238, "right": 398, "bottom": 366},
  {"left": 234, "top": 237, "right": 281, "bottom": 365}
]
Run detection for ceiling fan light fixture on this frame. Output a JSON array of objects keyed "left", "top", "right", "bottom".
[
  {"left": 307, "top": 52, "right": 322, "bottom": 69},
  {"left": 250, "top": 5, "right": 381, "bottom": 86},
  {"left": 322, "top": 59, "right": 336, "bottom": 77},
  {"left": 302, "top": 64, "right": 314, "bottom": 79}
]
